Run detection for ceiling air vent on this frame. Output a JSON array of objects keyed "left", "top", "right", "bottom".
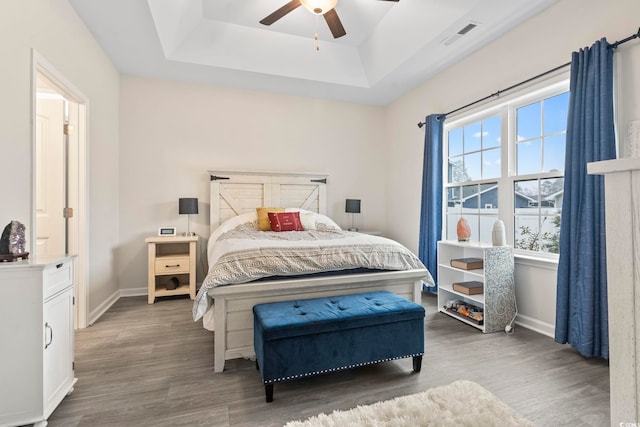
[{"left": 441, "top": 21, "right": 480, "bottom": 46}]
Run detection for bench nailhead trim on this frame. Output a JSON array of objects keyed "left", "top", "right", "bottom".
[{"left": 262, "top": 352, "right": 424, "bottom": 384}]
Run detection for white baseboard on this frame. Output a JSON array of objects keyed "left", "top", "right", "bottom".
[
  {"left": 515, "top": 313, "right": 555, "bottom": 338},
  {"left": 119, "top": 286, "right": 147, "bottom": 297},
  {"left": 88, "top": 289, "right": 120, "bottom": 326},
  {"left": 88, "top": 286, "right": 147, "bottom": 325}
]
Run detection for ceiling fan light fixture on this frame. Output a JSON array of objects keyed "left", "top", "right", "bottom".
[{"left": 300, "top": 0, "right": 338, "bottom": 15}]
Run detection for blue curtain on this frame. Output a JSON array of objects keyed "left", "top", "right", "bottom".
[
  {"left": 555, "top": 38, "right": 616, "bottom": 359},
  {"left": 418, "top": 114, "right": 445, "bottom": 292}
]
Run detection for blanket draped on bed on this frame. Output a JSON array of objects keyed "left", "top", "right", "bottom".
[{"left": 193, "top": 223, "right": 432, "bottom": 321}]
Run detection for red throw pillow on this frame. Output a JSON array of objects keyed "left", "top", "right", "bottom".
[{"left": 268, "top": 212, "right": 304, "bottom": 232}]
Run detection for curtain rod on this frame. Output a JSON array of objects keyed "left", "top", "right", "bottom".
[{"left": 417, "top": 26, "right": 640, "bottom": 128}]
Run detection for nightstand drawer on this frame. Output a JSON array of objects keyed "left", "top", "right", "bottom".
[{"left": 155, "top": 256, "right": 190, "bottom": 275}]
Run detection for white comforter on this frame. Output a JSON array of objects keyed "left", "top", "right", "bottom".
[{"left": 192, "top": 211, "right": 432, "bottom": 321}]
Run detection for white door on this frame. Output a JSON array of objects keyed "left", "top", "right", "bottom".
[{"left": 35, "top": 97, "right": 66, "bottom": 257}]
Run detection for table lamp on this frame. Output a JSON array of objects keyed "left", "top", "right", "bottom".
[
  {"left": 179, "top": 197, "right": 198, "bottom": 236},
  {"left": 345, "top": 199, "right": 361, "bottom": 231}
]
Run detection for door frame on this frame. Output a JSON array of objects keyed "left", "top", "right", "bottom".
[{"left": 31, "top": 50, "right": 89, "bottom": 329}]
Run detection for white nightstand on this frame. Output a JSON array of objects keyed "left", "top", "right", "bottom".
[{"left": 145, "top": 235, "right": 197, "bottom": 304}]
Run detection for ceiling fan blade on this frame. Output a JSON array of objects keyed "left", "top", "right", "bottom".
[
  {"left": 377, "top": 0, "right": 400, "bottom": 2},
  {"left": 323, "top": 9, "right": 346, "bottom": 39},
  {"left": 260, "top": 0, "right": 302, "bottom": 26}
]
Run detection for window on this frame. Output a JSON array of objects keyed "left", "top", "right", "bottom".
[{"left": 444, "top": 78, "right": 569, "bottom": 255}]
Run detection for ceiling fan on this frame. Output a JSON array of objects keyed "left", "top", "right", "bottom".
[{"left": 260, "top": 0, "right": 400, "bottom": 39}]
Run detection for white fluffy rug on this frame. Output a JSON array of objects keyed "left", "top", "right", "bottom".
[{"left": 284, "top": 380, "right": 532, "bottom": 427}]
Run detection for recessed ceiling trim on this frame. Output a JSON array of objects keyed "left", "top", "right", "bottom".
[{"left": 68, "top": 0, "right": 560, "bottom": 105}]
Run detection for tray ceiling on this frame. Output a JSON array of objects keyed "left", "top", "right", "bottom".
[{"left": 69, "top": 0, "right": 557, "bottom": 105}]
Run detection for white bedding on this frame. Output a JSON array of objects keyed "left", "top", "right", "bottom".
[{"left": 193, "top": 210, "right": 432, "bottom": 321}]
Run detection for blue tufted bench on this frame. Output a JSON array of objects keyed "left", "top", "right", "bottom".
[{"left": 253, "top": 291, "right": 425, "bottom": 402}]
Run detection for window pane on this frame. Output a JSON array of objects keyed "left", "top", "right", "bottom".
[
  {"left": 517, "top": 139, "right": 541, "bottom": 175},
  {"left": 514, "top": 180, "right": 538, "bottom": 209},
  {"left": 462, "top": 185, "right": 478, "bottom": 208},
  {"left": 517, "top": 102, "right": 541, "bottom": 141},
  {"left": 514, "top": 216, "right": 541, "bottom": 251},
  {"left": 514, "top": 178, "right": 562, "bottom": 254},
  {"left": 479, "top": 183, "right": 498, "bottom": 210},
  {"left": 448, "top": 128, "right": 463, "bottom": 156},
  {"left": 482, "top": 148, "right": 501, "bottom": 179},
  {"left": 541, "top": 215, "right": 561, "bottom": 254},
  {"left": 464, "top": 152, "right": 481, "bottom": 181},
  {"left": 446, "top": 187, "right": 461, "bottom": 214},
  {"left": 540, "top": 178, "right": 564, "bottom": 210},
  {"left": 479, "top": 214, "right": 498, "bottom": 243},
  {"left": 482, "top": 116, "right": 501, "bottom": 148},
  {"left": 460, "top": 214, "right": 479, "bottom": 242},
  {"left": 464, "top": 122, "right": 481, "bottom": 152},
  {"left": 448, "top": 158, "right": 467, "bottom": 183},
  {"left": 543, "top": 134, "right": 565, "bottom": 173},
  {"left": 544, "top": 92, "right": 569, "bottom": 135},
  {"left": 514, "top": 215, "right": 561, "bottom": 253},
  {"left": 446, "top": 214, "right": 459, "bottom": 240}
]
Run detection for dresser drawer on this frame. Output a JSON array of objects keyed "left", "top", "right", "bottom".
[
  {"left": 155, "top": 256, "right": 190, "bottom": 275},
  {"left": 44, "top": 259, "right": 73, "bottom": 299}
]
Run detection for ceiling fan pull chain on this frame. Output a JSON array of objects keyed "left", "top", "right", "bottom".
[{"left": 314, "top": 15, "right": 320, "bottom": 51}]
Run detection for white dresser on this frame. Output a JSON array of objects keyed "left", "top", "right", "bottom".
[{"left": 0, "top": 255, "right": 76, "bottom": 427}]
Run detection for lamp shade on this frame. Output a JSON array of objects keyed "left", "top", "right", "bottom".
[
  {"left": 345, "top": 199, "right": 361, "bottom": 214},
  {"left": 179, "top": 198, "right": 198, "bottom": 215}
]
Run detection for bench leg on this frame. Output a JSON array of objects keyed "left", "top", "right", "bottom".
[
  {"left": 413, "top": 355, "right": 423, "bottom": 372},
  {"left": 265, "top": 384, "right": 274, "bottom": 403}
]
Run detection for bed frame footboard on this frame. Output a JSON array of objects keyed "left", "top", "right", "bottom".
[{"left": 210, "top": 269, "right": 427, "bottom": 373}]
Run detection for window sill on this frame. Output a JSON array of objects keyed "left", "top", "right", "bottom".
[{"left": 514, "top": 252, "right": 559, "bottom": 270}]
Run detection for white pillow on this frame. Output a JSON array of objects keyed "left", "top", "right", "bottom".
[
  {"left": 209, "top": 212, "right": 257, "bottom": 244},
  {"left": 285, "top": 208, "right": 341, "bottom": 231}
]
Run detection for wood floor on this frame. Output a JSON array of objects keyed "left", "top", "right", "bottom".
[{"left": 47, "top": 293, "right": 610, "bottom": 427}]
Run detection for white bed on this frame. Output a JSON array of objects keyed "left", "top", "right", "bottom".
[{"left": 199, "top": 170, "right": 432, "bottom": 372}]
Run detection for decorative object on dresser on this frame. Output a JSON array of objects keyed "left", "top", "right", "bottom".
[
  {"left": 0, "top": 255, "right": 76, "bottom": 427},
  {"left": 146, "top": 235, "right": 197, "bottom": 304},
  {"left": 0, "top": 220, "right": 29, "bottom": 262},
  {"left": 178, "top": 197, "right": 198, "bottom": 236},
  {"left": 492, "top": 219, "right": 506, "bottom": 246},
  {"left": 456, "top": 217, "right": 471, "bottom": 241},
  {"left": 437, "top": 241, "right": 515, "bottom": 333},
  {"left": 345, "top": 198, "right": 361, "bottom": 231}
]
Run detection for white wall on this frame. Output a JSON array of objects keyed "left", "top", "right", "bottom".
[
  {"left": 5, "top": 0, "right": 635, "bottom": 332},
  {"left": 384, "top": 0, "right": 640, "bottom": 334},
  {"left": 118, "top": 76, "right": 386, "bottom": 291},
  {"left": 0, "top": 1, "right": 120, "bottom": 315}
]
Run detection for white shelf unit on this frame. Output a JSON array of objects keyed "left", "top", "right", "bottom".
[{"left": 437, "top": 240, "right": 515, "bottom": 333}]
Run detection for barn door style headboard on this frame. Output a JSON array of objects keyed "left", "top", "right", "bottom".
[{"left": 208, "top": 170, "right": 328, "bottom": 230}]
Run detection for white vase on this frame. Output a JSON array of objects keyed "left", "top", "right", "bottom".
[{"left": 492, "top": 219, "right": 506, "bottom": 246}]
